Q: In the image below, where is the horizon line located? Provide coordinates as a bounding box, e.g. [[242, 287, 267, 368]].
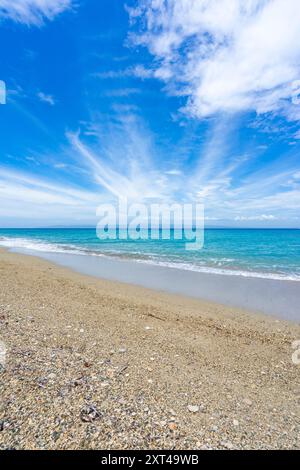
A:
[[0, 226, 299, 230]]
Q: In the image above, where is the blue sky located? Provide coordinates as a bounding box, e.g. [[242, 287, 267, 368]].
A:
[[0, 0, 300, 227]]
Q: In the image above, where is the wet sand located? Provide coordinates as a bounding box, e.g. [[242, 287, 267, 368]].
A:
[[0, 249, 300, 449]]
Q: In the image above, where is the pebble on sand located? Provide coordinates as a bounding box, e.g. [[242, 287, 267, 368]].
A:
[[243, 398, 253, 406], [187, 405, 199, 413]]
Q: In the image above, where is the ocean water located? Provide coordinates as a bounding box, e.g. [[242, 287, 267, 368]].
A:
[[0, 228, 300, 281]]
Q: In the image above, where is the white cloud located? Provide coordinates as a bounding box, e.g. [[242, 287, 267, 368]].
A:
[[37, 91, 56, 105], [0, 167, 102, 225], [165, 169, 182, 176], [0, 168, 99, 205], [235, 214, 276, 221], [132, 64, 155, 79], [93, 64, 155, 80], [68, 126, 171, 201], [103, 88, 141, 97], [69, 114, 300, 223], [129, 0, 300, 119], [0, 0, 72, 26]]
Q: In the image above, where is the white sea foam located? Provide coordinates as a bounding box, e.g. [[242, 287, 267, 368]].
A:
[[1, 236, 299, 282], [134, 258, 300, 281], [0, 237, 84, 255]]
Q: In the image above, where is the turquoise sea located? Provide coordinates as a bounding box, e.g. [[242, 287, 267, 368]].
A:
[[0, 228, 300, 281]]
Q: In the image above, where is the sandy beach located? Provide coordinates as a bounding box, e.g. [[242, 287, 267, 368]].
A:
[[0, 248, 299, 450]]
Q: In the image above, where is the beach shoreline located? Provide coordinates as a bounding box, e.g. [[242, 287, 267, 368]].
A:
[[0, 249, 299, 449], [5, 245, 300, 322]]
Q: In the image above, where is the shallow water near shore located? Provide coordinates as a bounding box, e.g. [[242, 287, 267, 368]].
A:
[[0, 228, 300, 281]]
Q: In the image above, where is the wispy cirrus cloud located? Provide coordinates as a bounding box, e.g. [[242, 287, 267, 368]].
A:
[[1, 117, 299, 226], [0, 167, 99, 206], [0, 167, 102, 226], [37, 91, 56, 105], [93, 64, 155, 80], [103, 88, 141, 97], [67, 112, 300, 223], [128, 0, 300, 120], [67, 115, 173, 201], [235, 215, 276, 221], [0, 0, 72, 26]]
